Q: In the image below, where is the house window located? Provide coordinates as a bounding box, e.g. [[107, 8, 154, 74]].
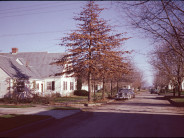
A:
[[63, 81, 67, 90], [95, 85, 98, 90], [17, 81, 25, 92], [70, 82, 74, 90], [47, 81, 55, 91], [47, 82, 52, 90], [37, 83, 39, 90]]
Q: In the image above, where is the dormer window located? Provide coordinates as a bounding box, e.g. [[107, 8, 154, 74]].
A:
[[16, 58, 23, 65]]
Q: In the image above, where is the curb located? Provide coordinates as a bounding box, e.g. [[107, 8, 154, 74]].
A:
[[83, 99, 115, 107], [84, 103, 102, 107], [106, 99, 115, 103]]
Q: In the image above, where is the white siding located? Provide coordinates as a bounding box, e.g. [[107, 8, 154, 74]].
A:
[[82, 84, 103, 92], [60, 74, 76, 96], [82, 85, 88, 91], [0, 67, 77, 98], [36, 75, 77, 97], [0, 68, 10, 98], [182, 81, 184, 90]]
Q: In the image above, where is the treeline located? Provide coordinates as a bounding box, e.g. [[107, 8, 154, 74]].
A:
[[116, 1, 184, 97]]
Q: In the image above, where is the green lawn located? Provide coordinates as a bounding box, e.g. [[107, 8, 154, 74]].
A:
[[166, 90, 184, 94], [49, 106, 80, 110], [0, 93, 111, 105], [171, 98, 184, 103], [53, 96, 88, 103], [0, 114, 50, 132], [0, 104, 35, 108]]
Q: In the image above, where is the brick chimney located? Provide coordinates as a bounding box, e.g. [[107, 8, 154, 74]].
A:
[[12, 48, 18, 54]]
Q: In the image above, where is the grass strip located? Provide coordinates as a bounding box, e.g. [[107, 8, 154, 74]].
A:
[[53, 96, 87, 103], [0, 105, 34, 108], [171, 98, 184, 103]]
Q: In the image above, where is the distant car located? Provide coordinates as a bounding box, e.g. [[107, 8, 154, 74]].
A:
[[150, 89, 158, 94], [116, 89, 135, 100]]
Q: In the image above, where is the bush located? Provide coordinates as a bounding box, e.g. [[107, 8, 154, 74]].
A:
[[51, 93, 61, 98], [31, 94, 50, 104], [74, 90, 89, 96], [0, 94, 53, 104]]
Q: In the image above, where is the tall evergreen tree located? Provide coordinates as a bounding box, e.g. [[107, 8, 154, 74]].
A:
[[56, 1, 129, 102]]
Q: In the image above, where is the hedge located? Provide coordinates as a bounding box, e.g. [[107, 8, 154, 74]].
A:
[[74, 90, 89, 96]]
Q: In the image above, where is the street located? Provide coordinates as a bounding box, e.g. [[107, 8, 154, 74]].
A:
[[5, 91, 184, 137]]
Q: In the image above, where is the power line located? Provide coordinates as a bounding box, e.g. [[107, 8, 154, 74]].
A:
[[0, 30, 72, 38], [0, 2, 82, 15], [0, 2, 114, 19], [0, 2, 57, 11], [0, 7, 79, 19], [0, 2, 80, 12]]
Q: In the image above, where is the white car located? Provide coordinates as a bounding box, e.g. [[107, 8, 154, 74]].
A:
[[116, 89, 135, 100]]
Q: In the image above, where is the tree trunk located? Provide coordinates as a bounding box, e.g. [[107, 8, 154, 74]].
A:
[[110, 80, 113, 97], [102, 78, 105, 100], [94, 80, 96, 100], [77, 77, 82, 90], [173, 86, 176, 97], [178, 82, 182, 97], [117, 80, 119, 93], [88, 72, 92, 102]]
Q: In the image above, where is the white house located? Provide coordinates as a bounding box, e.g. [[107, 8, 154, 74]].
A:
[[0, 48, 77, 98], [168, 80, 184, 90]]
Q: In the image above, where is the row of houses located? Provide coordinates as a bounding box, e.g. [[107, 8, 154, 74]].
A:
[[0, 48, 92, 98]]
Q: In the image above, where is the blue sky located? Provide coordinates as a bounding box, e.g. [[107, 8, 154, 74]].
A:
[[0, 1, 154, 86]]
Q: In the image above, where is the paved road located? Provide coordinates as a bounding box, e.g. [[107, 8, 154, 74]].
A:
[[5, 91, 184, 137]]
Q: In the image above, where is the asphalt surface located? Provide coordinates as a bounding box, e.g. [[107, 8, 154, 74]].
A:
[[3, 91, 184, 137]]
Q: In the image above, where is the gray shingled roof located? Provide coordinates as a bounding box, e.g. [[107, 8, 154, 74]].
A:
[[0, 52, 65, 79], [0, 55, 40, 79]]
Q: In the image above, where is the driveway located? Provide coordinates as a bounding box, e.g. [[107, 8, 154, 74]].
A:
[[3, 91, 184, 137]]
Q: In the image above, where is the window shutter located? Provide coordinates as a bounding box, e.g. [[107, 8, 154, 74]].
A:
[[52, 81, 55, 91]]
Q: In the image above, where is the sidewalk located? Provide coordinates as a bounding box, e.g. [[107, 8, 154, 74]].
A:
[[0, 98, 116, 119], [0, 105, 81, 119]]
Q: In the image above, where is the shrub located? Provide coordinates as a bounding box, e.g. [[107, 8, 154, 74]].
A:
[[74, 90, 89, 96], [31, 94, 50, 104], [52, 92, 61, 98], [0, 94, 52, 104]]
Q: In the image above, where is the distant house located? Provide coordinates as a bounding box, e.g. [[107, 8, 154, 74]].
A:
[[0, 48, 77, 98], [81, 80, 103, 93], [168, 80, 184, 91]]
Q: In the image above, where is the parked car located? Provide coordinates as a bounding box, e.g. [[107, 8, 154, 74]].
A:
[[116, 89, 135, 100], [150, 88, 158, 94]]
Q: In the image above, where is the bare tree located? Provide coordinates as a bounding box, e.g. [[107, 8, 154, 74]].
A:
[[116, 1, 184, 96], [116, 1, 184, 57], [150, 43, 184, 96]]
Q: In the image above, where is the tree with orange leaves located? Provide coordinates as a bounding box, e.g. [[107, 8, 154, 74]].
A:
[[56, 1, 130, 102]]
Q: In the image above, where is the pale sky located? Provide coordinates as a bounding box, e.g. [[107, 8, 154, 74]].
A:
[[0, 1, 154, 86]]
